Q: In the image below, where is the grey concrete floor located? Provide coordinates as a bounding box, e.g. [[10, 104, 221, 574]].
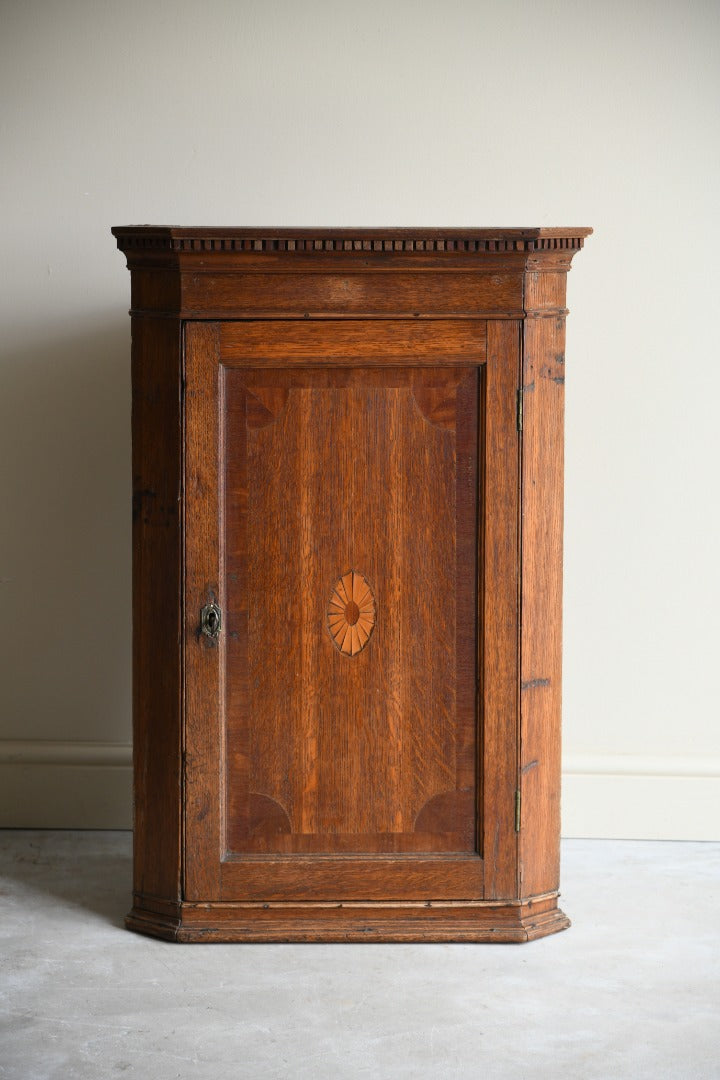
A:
[[1, 833, 718, 1080]]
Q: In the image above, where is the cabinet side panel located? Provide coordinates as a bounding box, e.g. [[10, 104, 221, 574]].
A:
[[131, 316, 183, 901], [482, 320, 521, 899], [519, 279, 567, 898]]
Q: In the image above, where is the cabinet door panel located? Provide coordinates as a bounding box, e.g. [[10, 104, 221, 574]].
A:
[[223, 367, 478, 857], [183, 319, 518, 903]]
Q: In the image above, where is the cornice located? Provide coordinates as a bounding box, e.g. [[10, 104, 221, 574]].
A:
[[112, 226, 592, 257]]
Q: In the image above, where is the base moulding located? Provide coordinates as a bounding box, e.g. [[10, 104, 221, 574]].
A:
[[126, 893, 570, 943]]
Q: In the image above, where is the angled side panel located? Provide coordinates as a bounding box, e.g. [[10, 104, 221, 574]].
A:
[[129, 317, 183, 907], [519, 270, 569, 899]]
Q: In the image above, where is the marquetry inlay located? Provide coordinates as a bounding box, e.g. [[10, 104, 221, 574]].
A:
[[327, 571, 376, 656]]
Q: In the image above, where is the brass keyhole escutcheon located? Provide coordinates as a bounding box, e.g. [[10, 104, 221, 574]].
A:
[[200, 601, 222, 640]]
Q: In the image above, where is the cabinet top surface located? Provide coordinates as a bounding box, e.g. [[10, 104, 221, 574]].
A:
[[112, 225, 592, 255]]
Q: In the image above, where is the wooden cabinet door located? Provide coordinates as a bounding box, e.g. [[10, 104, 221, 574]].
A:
[[183, 320, 520, 903]]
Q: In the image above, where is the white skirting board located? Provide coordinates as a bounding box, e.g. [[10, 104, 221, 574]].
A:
[[0, 742, 133, 830], [0, 742, 718, 840], [561, 755, 720, 841]]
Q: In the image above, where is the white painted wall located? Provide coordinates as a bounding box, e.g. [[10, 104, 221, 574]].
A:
[[1, 0, 718, 838]]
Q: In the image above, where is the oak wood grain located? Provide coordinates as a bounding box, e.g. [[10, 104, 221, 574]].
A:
[[180, 271, 521, 320], [181, 324, 490, 904], [113, 224, 592, 253], [126, 892, 568, 943], [222, 364, 478, 858], [219, 319, 486, 364], [116, 226, 589, 941], [481, 320, 522, 898], [113, 227, 591, 320], [130, 316, 183, 903], [518, 272, 569, 899], [183, 322, 223, 900]]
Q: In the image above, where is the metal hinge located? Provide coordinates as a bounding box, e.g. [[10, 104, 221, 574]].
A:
[[516, 388, 523, 432], [514, 789, 522, 832]]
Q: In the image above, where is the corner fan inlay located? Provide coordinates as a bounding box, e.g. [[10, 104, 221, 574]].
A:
[[327, 571, 376, 656]]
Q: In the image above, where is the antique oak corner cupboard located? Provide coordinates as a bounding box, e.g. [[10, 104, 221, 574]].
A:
[[112, 226, 591, 943]]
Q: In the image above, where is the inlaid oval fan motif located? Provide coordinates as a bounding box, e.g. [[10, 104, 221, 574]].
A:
[[327, 571, 376, 656]]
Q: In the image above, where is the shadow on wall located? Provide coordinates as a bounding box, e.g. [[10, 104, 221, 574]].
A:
[[0, 317, 132, 748]]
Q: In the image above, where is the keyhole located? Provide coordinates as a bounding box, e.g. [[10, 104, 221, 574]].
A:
[[201, 602, 221, 638]]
